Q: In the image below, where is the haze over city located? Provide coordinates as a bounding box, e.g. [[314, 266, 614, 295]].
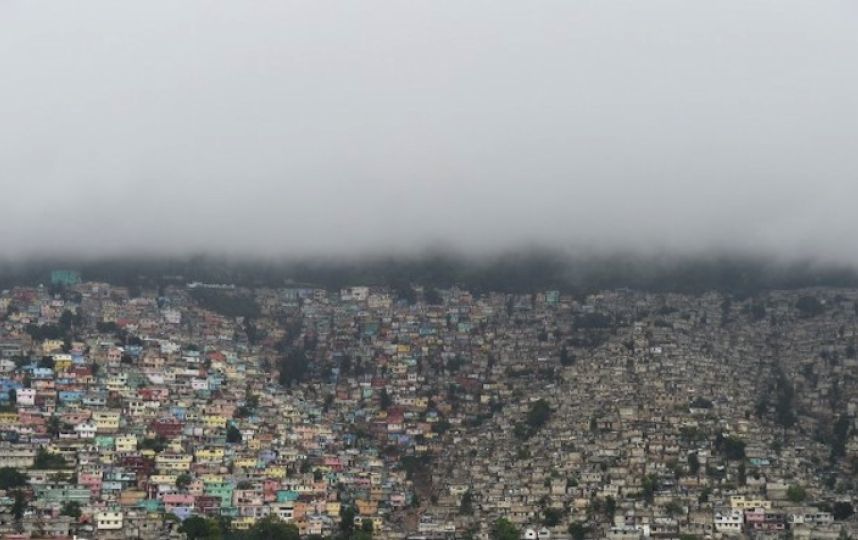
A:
[[2, 1, 857, 261], [8, 3, 858, 540]]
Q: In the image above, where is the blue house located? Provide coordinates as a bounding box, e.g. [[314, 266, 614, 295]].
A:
[[0, 379, 23, 402], [32, 367, 54, 380], [170, 406, 187, 421], [58, 391, 82, 404], [276, 490, 300, 502]]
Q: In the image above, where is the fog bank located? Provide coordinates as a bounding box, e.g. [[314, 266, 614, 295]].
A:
[[1, 1, 857, 261]]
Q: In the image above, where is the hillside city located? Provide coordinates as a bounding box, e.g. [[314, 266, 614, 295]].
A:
[[0, 270, 857, 539]]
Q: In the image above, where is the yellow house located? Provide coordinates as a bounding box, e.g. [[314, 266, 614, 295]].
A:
[[354, 516, 383, 532], [326, 501, 341, 517], [266, 466, 286, 479], [355, 499, 378, 516], [150, 474, 177, 485], [92, 411, 121, 433], [730, 496, 772, 510], [194, 448, 225, 463], [167, 441, 184, 453], [119, 490, 146, 506], [52, 354, 73, 372], [232, 457, 254, 469], [232, 517, 256, 530], [115, 435, 137, 452], [223, 366, 240, 379], [0, 412, 19, 427], [203, 415, 227, 429], [156, 454, 192, 472], [106, 375, 128, 392], [42, 339, 64, 354]]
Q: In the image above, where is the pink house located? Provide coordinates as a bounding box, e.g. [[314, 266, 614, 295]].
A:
[[745, 508, 765, 525], [78, 472, 102, 496], [164, 493, 196, 512], [263, 480, 280, 501]]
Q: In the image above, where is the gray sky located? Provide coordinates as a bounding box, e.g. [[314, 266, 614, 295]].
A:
[[2, 1, 857, 260]]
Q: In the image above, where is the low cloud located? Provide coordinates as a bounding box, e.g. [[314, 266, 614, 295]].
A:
[[1, 1, 857, 262]]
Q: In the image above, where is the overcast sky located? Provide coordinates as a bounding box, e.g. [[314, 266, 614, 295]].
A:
[[1, 1, 857, 260]]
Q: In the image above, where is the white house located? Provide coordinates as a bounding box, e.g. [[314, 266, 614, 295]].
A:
[[16, 388, 36, 406], [714, 510, 744, 534], [96, 511, 123, 530], [340, 287, 369, 302]]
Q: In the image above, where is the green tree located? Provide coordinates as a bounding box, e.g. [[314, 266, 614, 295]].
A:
[[543, 507, 563, 527], [0, 467, 27, 490], [787, 485, 807, 503], [773, 367, 797, 428], [604, 496, 617, 519], [248, 516, 299, 540], [353, 530, 373, 540], [59, 309, 75, 331], [379, 388, 393, 411], [424, 287, 443, 305], [141, 436, 168, 452], [11, 489, 27, 521], [61, 501, 82, 519], [38, 356, 55, 369], [664, 501, 683, 517], [491, 518, 519, 540], [720, 436, 746, 461], [33, 448, 68, 469], [641, 474, 658, 504], [340, 506, 356, 536], [393, 281, 417, 305], [689, 397, 713, 409], [833, 502, 854, 520], [560, 345, 575, 366], [348, 518, 374, 540], [831, 414, 851, 461], [176, 473, 192, 489], [516, 399, 552, 439], [460, 490, 474, 515], [189, 289, 260, 319], [687, 453, 700, 475], [278, 348, 309, 387], [46, 416, 60, 437], [226, 425, 242, 444], [432, 419, 451, 435], [568, 522, 588, 540], [528, 399, 551, 427], [180, 516, 222, 539]]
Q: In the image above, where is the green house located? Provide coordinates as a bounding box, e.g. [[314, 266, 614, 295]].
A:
[[50, 270, 81, 287], [95, 436, 115, 448], [204, 482, 234, 505]]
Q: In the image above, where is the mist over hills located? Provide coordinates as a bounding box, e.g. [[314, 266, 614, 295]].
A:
[[2, 251, 858, 298], [3, 2, 858, 264]]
